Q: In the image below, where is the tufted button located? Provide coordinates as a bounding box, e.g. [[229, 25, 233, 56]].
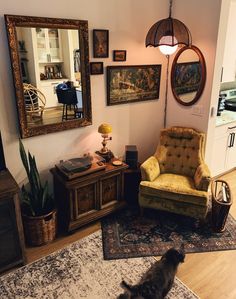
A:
[[168, 153, 172, 157], [186, 155, 190, 159], [177, 154, 181, 158], [183, 146, 186, 149], [181, 165, 184, 168], [192, 147, 195, 150]]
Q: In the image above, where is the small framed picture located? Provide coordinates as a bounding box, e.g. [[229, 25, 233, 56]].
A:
[[90, 62, 104, 75], [113, 50, 126, 62], [93, 29, 109, 58]]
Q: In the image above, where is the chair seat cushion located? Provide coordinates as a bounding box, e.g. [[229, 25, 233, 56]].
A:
[[140, 173, 208, 207]]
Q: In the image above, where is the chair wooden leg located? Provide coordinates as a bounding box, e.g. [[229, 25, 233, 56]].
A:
[[62, 104, 65, 121]]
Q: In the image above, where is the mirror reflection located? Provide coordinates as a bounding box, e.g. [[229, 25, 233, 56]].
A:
[[171, 45, 206, 106], [5, 15, 92, 138], [16, 26, 83, 127]]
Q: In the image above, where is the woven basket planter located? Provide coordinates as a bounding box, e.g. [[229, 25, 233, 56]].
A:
[[22, 210, 57, 246]]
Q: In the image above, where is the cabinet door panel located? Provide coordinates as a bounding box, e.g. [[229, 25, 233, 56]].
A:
[[0, 199, 14, 231], [0, 198, 22, 270], [0, 230, 21, 267], [74, 181, 98, 218], [101, 173, 120, 207], [211, 134, 228, 176], [226, 131, 236, 171]]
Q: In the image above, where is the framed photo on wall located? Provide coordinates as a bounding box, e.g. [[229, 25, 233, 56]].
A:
[[90, 62, 104, 75], [93, 29, 109, 58], [107, 65, 162, 106], [113, 50, 126, 61]]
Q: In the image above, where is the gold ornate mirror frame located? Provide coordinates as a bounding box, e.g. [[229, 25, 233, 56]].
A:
[[5, 15, 92, 138]]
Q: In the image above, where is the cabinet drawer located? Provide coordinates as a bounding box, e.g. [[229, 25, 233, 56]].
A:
[[215, 121, 236, 137], [100, 173, 121, 207]]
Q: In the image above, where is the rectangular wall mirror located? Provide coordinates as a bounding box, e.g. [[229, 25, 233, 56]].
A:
[[5, 15, 92, 138]]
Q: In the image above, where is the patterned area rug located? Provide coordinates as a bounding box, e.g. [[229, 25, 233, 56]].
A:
[[0, 231, 199, 299], [102, 208, 236, 260]]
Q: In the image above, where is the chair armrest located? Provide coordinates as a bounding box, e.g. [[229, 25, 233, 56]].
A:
[[140, 156, 160, 182], [194, 163, 211, 191]]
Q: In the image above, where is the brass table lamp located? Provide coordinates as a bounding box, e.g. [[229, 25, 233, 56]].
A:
[[96, 123, 114, 162]]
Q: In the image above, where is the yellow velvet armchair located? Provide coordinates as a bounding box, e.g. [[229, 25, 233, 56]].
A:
[[139, 126, 211, 219]]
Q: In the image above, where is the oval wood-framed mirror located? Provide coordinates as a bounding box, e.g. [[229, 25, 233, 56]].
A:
[[5, 15, 92, 138], [171, 45, 206, 106]]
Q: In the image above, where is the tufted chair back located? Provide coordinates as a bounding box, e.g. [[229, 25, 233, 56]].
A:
[[155, 126, 205, 178]]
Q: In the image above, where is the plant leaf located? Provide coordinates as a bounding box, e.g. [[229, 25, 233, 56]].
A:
[[19, 139, 30, 177]]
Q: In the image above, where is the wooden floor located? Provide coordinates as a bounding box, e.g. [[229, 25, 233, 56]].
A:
[[24, 170, 236, 299]]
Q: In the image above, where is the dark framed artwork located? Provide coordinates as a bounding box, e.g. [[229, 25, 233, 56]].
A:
[[93, 29, 109, 58], [113, 50, 126, 61], [90, 62, 104, 75], [107, 65, 161, 106], [173, 61, 201, 95]]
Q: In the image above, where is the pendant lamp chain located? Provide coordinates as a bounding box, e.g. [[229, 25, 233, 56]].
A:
[[169, 0, 173, 18]]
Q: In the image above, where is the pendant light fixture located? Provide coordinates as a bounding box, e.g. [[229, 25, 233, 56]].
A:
[[145, 0, 192, 55], [145, 0, 192, 128]]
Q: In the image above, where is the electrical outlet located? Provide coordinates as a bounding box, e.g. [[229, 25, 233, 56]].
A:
[[192, 105, 203, 116]]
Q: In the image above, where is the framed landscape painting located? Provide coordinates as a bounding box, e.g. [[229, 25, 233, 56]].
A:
[[107, 65, 161, 105], [173, 61, 201, 95], [113, 50, 126, 61]]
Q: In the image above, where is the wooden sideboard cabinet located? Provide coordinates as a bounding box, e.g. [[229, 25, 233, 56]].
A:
[[51, 162, 128, 233], [0, 170, 26, 273]]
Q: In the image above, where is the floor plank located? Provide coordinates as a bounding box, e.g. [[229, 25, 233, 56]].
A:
[[177, 170, 236, 299]]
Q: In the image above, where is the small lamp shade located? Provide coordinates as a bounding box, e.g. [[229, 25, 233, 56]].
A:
[[98, 123, 112, 135], [97, 123, 113, 160]]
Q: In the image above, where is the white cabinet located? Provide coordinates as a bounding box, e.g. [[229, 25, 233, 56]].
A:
[[40, 79, 67, 108], [35, 28, 62, 63], [226, 124, 236, 169], [211, 122, 236, 176]]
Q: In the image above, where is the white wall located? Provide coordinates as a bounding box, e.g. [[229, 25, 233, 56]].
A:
[[0, 0, 222, 187], [222, 1, 236, 82], [206, 0, 231, 169], [167, 1, 221, 135]]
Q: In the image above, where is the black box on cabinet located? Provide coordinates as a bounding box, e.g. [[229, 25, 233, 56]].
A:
[[125, 145, 138, 169], [0, 133, 6, 171]]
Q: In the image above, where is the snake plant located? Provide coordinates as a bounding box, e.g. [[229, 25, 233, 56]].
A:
[[19, 139, 54, 217]]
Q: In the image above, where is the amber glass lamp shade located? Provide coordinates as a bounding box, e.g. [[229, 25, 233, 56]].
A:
[[98, 123, 112, 135]]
